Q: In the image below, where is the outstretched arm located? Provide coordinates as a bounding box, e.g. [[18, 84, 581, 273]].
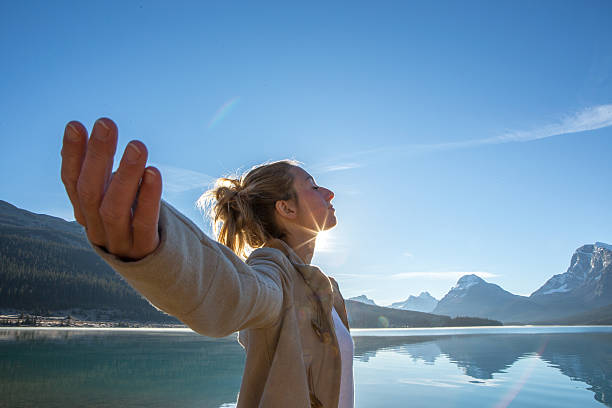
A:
[[93, 200, 285, 337]]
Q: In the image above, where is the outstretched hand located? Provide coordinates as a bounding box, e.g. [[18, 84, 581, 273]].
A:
[[60, 118, 162, 261]]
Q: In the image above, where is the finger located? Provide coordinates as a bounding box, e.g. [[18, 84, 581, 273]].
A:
[[77, 118, 118, 246], [100, 140, 148, 256], [60, 121, 88, 226], [131, 166, 163, 259]]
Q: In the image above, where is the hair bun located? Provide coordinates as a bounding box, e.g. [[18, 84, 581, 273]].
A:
[[213, 179, 242, 213], [198, 160, 299, 259]]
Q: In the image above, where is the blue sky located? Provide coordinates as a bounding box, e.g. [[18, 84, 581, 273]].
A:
[[1, 1, 611, 304]]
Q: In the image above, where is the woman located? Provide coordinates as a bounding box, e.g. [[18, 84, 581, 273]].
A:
[[60, 118, 354, 408]]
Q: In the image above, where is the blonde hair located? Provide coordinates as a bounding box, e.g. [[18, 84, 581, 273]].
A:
[[199, 159, 301, 259]]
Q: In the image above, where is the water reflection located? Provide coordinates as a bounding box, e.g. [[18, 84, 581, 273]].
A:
[[2, 329, 611, 407], [0, 329, 244, 408], [353, 333, 612, 406]]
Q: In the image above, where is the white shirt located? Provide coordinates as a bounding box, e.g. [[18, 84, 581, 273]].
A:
[[332, 306, 354, 408]]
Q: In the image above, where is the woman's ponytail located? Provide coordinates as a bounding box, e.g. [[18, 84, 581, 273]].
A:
[[199, 160, 299, 258]]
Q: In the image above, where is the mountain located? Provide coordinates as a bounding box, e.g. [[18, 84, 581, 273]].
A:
[[432, 243, 612, 323], [345, 300, 501, 328], [0, 200, 179, 323], [390, 292, 438, 313], [432, 275, 547, 323], [530, 242, 612, 313], [0, 200, 90, 249], [348, 295, 377, 306]]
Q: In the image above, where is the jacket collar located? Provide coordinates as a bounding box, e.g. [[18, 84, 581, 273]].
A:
[[263, 238, 350, 332], [264, 238, 306, 267], [264, 239, 334, 305]]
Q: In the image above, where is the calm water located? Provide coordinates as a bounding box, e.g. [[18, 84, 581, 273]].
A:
[[1, 326, 611, 408]]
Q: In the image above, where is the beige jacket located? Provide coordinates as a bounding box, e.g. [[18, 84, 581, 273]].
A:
[[93, 201, 350, 408]]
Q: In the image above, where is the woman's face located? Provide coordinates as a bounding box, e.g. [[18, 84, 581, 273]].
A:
[[290, 167, 336, 233]]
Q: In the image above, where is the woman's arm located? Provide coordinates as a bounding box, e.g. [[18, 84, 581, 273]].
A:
[[93, 200, 284, 337]]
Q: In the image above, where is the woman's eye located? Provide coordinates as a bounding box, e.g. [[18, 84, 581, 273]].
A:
[[313, 186, 320, 190]]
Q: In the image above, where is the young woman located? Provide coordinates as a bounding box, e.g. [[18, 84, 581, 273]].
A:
[[60, 118, 354, 408]]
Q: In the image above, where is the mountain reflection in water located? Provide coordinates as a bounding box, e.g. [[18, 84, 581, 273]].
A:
[[1, 328, 611, 407], [353, 332, 612, 406]]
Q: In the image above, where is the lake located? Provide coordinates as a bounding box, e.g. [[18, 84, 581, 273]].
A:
[[1, 326, 611, 407]]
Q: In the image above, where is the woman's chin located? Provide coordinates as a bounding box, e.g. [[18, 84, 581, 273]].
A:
[[324, 215, 337, 230]]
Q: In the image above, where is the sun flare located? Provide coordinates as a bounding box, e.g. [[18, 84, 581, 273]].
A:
[[315, 229, 334, 253]]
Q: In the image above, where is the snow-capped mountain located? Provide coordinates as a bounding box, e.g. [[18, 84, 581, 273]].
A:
[[432, 274, 545, 323], [348, 295, 377, 306], [530, 242, 612, 311], [390, 292, 438, 313], [430, 243, 612, 323], [449, 275, 483, 294]]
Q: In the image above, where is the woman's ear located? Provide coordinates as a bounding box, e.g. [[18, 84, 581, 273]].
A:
[[275, 199, 297, 220]]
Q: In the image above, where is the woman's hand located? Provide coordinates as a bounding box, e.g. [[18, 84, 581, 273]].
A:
[[60, 118, 162, 261]]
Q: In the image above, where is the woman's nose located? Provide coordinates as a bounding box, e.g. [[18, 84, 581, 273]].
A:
[[325, 188, 334, 201]]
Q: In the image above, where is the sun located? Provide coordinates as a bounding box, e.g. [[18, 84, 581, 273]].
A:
[[315, 229, 334, 253]]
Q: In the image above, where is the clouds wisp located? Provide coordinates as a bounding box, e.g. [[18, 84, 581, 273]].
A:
[[419, 104, 612, 151], [334, 271, 498, 281], [151, 163, 214, 194], [314, 162, 363, 173], [390, 271, 499, 280], [313, 104, 612, 169]]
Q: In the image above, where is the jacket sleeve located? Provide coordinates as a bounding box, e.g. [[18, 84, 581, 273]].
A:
[[90, 200, 284, 337]]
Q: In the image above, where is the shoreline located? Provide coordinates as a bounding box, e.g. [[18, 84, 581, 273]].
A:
[[3, 313, 612, 331], [3, 311, 611, 330], [0, 313, 187, 329]]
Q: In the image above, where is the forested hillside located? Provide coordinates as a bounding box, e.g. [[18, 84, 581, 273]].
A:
[[345, 300, 502, 328], [0, 200, 179, 323]]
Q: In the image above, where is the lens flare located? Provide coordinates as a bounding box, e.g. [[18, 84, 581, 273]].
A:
[[208, 96, 241, 130], [377, 316, 390, 328], [493, 340, 548, 408]]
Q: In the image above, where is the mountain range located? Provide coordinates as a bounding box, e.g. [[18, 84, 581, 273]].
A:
[[390, 292, 438, 313], [348, 295, 377, 306], [351, 242, 612, 323]]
